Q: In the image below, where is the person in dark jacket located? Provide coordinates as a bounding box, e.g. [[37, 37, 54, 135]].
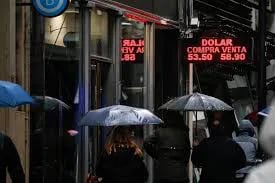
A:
[[143, 111, 191, 183], [0, 132, 25, 183], [191, 120, 246, 183], [96, 126, 148, 183], [234, 119, 258, 182]]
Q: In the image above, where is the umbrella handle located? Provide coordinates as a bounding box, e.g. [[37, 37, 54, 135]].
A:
[[195, 111, 198, 136]]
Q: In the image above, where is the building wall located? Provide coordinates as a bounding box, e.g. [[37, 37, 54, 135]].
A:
[[0, 0, 16, 162], [0, 1, 31, 182]]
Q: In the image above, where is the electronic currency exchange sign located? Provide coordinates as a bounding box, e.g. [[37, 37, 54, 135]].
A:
[[183, 38, 250, 63]]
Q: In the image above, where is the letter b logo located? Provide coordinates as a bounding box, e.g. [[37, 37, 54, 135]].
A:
[[46, 0, 55, 6]]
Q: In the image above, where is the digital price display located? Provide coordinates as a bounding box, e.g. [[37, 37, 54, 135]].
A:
[[183, 38, 250, 63], [121, 39, 144, 63]]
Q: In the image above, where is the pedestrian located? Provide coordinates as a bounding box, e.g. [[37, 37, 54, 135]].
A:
[[0, 132, 25, 183], [207, 111, 238, 138], [243, 101, 275, 183], [143, 111, 191, 183], [234, 119, 258, 183], [95, 126, 148, 183], [191, 120, 246, 183]]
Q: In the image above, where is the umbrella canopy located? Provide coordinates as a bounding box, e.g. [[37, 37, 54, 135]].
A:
[[78, 105, 163, 126], [0, 80, 34, 107], [159, 92, 233, 111], [33, 96, 70, 111]]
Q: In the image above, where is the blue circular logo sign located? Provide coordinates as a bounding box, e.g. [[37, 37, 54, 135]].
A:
[[33, 0, 69, 17]]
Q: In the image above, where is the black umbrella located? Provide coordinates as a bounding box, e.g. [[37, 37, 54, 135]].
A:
[[33, 96, 70, 111], [159, 92, 234, 134], [159, 92, 233, 111]]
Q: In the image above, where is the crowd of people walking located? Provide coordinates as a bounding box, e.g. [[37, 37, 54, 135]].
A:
[[87, 107, 273, 183], [1, 105, 272, 183]]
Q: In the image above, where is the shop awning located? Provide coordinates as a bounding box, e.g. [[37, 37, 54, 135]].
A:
[[92, 0, 179, 28]]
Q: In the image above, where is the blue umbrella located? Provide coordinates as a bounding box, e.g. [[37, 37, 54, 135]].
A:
[[78, 105, 163, 126], [0, 80, 34, 107]]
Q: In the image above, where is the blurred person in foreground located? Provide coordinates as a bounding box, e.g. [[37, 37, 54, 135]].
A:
[[95, 126, 148, 183], [191, 120, 246, 183], [143, 111, 191, 183], [234, 119, 258, 182], [244, 101, 275, 183], [0, 132, 25, 183]]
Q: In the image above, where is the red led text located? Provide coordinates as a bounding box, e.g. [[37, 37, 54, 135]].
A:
[[121, 39, 144, 62], [185, 38, 248, 62]]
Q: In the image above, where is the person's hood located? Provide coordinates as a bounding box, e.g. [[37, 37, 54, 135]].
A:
[[237, 119, 255, 137], [260, 101, 275, 157]]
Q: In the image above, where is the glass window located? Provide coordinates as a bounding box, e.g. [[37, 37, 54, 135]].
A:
[[86, 9, 116, 171], [120, 18, 145, 145], [45, 6, 80, 47], [90, 8, 109, 58], [121, 18, 145, 107]]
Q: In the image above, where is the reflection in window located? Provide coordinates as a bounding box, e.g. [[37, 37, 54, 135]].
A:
[[90, 9, 109, 57], [45, 5, 79, 47], [120, 18, 146, 147], [121, 18, 145, 108], [44, 7, 110, 58], [122, 19, 145, 39]]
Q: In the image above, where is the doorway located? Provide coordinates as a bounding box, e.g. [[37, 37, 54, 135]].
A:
[[89, 60, 113, 169]]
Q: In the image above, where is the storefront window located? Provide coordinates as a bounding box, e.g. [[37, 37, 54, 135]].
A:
[[45, 7, 79, 47], [88, 9, 115, 167], [120, 18, 145, 146], [30, 4, 79, 183], [121, 18, 145, 107], [90, 8, 109, 58]]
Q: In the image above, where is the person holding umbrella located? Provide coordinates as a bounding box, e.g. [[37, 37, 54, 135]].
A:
[[78, 105, 163, 183], [95, 126, 148, 183], [191, 120, 246, 183], [0, 80, 34, 183], [143, 111, 191, 183], [0, 132, 25, 183]]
